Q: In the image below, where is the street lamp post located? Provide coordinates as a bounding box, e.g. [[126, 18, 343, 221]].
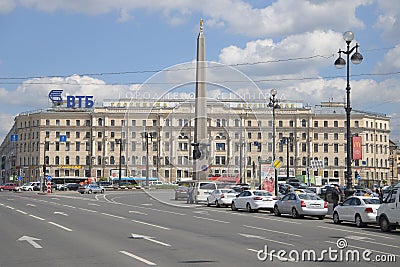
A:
[[115, 139, 123, 186], [334, 31, 363, 193], [143, 132, 153, 188], [268, 89, 280, 196], [281, 136, 294, 181]]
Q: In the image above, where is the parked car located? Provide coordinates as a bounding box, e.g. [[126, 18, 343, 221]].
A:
[[333, 196, 381, 227], [174, 186, 190, 200], [207, 189, 237, 207], [0, 183, 19, 191], [274, 192, 328, 219], [192, 182, 217, 203], [376, 183, 400, 232], [231, 190, 277, 212], [66, 183, 80, 191], [78, 184, 105, 194], [21, 182, 41, 191]]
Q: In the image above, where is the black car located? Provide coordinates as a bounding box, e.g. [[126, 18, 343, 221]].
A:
[[66, 183, 80, 191]]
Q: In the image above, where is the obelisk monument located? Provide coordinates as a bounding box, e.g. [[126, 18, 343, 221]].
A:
[[193, 19, 208, 181]]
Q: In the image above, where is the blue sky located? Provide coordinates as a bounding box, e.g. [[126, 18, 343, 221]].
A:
[[1, 0, 400, 142]]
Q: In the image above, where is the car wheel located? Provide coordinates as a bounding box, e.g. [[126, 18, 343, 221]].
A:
[[291, 208, 300, 219], [207, 200, 211, 207], [28, 188, 32, 191], [246, 203, 252, 213], [231, 202, 237, 211], [379, 216, 391, 232], [273, 205, 281, 216], [333, 212, 341, 224], [355, 214, 365, 228]]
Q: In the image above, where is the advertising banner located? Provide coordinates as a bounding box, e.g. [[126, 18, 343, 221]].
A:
[[352, 136, 362, 160]]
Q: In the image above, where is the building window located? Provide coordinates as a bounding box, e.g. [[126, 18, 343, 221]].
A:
[[301, 119, 307, 127], [314, 133, 318, 140], [76, 132, 80, 138], [278, 121, 283, 127], [97, 141, 102, 151], [65, 156, 70, 165], [334, 143, 338, 153], [98, 132, 102, 138], [66, 142, 70, 151], [111, 120, 115, 126], [334, 157, 339, 166], [55, 156, 60, 165], [85, 132, 90, 138], [314, 121, 318, 127], [46, 119, 50, 126], [110, 156, 115, 165], [131, 120, 136, 126], [301, 143, 306, 152], [324, 133, 328, 140], [142, 120, 146, 126], [289, 120, 294, 127], [334, 121, 338, 127], [66, 120, 70, 126], [314, 144, 318, 153], [85, 142, 90, 151], [56, 120, 60, 126], [75, 156, 80, 165], [324, 144, 328, 153], [76, 120, 80, 126], [55, 142, 60, 151], [334, 133, 338, 140], [324, 121, 328, 127], [85, 120, 90, 126]]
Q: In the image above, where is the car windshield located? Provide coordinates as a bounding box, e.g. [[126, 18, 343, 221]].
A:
[[298, 194, 321, 200], [253, 191, 272, 196], [363, 198, 381, 204], [221, 189, 236, 194], [199, 183, 216, 190]]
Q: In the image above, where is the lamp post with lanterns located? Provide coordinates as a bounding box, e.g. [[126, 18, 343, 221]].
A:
[[334, 31, 363, 193], [268, 89, 280, 196]]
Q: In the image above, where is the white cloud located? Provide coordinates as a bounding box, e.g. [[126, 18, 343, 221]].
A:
[[375, 0, 400, 41], [374, 45, 400, 73]]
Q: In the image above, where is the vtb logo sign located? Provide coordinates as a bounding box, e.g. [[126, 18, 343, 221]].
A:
[[48, 90, 94, 108]]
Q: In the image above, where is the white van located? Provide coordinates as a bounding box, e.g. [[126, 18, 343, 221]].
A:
[[376, 182, 400, 232], [193, 181, 217, 203]]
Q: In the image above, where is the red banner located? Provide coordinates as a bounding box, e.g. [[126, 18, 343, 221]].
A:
[[352, 136, 362, 160]]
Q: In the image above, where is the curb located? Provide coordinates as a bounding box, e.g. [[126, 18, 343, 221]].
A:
[[142, 189, 203, 209]]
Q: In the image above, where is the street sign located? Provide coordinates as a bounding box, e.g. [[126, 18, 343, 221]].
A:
[[253, 141, 259, 146], [357, 175, 361, 181], [46, 175, 52, 181], [273, 159, 282, 169], [18, 176, 22, 181], [10, 134, 18, 142], [59, 135, 67, 142]]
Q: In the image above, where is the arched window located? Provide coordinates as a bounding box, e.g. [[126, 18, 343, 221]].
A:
[[334, 157, 339, 166], [65, 156, 70, 165], [97, 156, 102, 165], [98, 118, 103, 126], [122, 156, 126, 164], [324, 157, 328, 166], [110, 156, 115, 165], [75, 156, 80, 165], [55, 156, 60, 165], [289, 120, 294, 127], [301, 119, 307, 127]]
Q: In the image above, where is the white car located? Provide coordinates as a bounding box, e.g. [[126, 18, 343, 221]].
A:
[[274, 192, 328, 219], [207, 189, 237, 207], [333, 196, 381, 227], [21, 182, 40, 191], [231, 190, 277, 212]]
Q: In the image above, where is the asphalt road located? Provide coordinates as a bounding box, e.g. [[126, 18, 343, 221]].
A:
[[0, 189, 398, 267]]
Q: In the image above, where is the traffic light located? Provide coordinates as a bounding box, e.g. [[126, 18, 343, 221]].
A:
[[193, 147, 201, 160]]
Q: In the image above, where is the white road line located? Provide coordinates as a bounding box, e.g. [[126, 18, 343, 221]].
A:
[[239, 233, 295, 246], [244, 225, 302, 238], [141, 203, 153, 206], [119, 250, 157, 266], [5, 206, 15, 210], [79, 208, 97, 212], [252, 215, 302, 224], [317, 226, 394, 239], [88, 203, 100, 206], [29, 214, 45, 221], [145, 238, 171, 247], [48, 222, 72, 232], [325, 241, 400, 258], [63, 205, 76, 209], [16, 210, 28, 215], [193, 216, 230, 224], [129, 210, 148, 215], [101, 213, 126, 219], [131, 219, 170, 230], [26, 204, 36, 207]]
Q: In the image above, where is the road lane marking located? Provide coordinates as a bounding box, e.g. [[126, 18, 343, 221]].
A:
[[325, 241, 400, 258], [131, 219, 170, 230], [146, 238, 171, 247], [88, 203, 100, 206], [16, 209, 28, 215], [252, 215, 301, 224], [193, 216, 230, 224], [101, 213, 126, 219], [29, 215, 45, 221], [63, 205, 76, 209], [239, 233, 295, 246], [48, 222, 72, 232], [5, 205, 15, 210], [54, 211, 69, 216], [317, 226, 394, 239], [131, 234, 172, 247], [119, 250, 157, 266], [26, 204, 36, 207], [244, 225, 302, 238], [18, 236, 42, 249], [141, 203, 153, 206], [79, 208, 97, 212], [129, 210, 148, 215]]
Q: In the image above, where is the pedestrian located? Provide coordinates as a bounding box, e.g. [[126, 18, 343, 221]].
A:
[[332, 186, 340, 210], [379, 187, 384, 202]]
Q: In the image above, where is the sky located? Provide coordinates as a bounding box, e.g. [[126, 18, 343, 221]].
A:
[[1, 0, 400, 143]]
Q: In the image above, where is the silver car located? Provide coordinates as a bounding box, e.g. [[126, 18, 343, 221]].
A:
[[78, 184, 104, 194], [274, 192, 328, 219]]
